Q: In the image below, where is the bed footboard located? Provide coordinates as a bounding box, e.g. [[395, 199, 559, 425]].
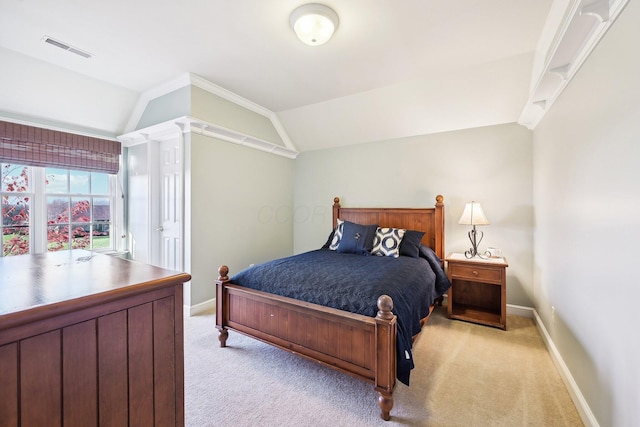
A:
[[215, 265, 397, 421]]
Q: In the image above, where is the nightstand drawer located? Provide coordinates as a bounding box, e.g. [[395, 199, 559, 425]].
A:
[[449, 264, 503, 283]]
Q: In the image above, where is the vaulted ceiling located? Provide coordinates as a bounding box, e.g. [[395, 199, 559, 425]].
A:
[[0, 1, 558, 152]]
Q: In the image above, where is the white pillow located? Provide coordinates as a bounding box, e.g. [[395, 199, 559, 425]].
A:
[[371, 227, 406, 257], [328, 219, 345, 250]]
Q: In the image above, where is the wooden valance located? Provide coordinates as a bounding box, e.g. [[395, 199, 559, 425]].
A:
[[0, 120, 121, 174]]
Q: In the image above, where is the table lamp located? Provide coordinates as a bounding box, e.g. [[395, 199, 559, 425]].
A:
[[458, 201, 490, 258]]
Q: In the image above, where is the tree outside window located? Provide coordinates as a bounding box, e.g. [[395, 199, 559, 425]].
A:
[[46, 168, 112, 252], [1, 164, 31, 256], [1, 164, 114, 256]]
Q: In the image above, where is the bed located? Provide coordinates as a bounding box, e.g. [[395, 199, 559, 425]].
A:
[[215, 195, 448, 421]]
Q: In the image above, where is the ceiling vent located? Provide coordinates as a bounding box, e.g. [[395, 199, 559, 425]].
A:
[[42, 36, 92, 58]]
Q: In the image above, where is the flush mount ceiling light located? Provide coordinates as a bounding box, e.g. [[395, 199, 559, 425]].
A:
[[289, 3, 339, 46]]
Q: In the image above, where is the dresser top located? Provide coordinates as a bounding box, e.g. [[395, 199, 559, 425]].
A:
[[446, 252, 508, 266], [0, 250, 190, 319]]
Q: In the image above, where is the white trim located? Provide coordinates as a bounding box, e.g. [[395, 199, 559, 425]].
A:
[[189, 73, 271, 118], [118, 116, 299, 159], [506, 303, 534, 318], [441, 298, 596, 426], [518, 0, 629, 129], [533, 309, 599, 427], [123, 73, 297, 152], [267, 112, 296, 151], [187, 117, 299, 159], [186, 298, 216, 316], [188, 75, 296, 152], [118, 118, 185, 147]]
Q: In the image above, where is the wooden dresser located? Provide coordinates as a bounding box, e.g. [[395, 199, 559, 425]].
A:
[[0, 250, 191, 427]]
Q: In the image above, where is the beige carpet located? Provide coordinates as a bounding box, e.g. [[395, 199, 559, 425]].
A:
[[184, 306, 583, 426]]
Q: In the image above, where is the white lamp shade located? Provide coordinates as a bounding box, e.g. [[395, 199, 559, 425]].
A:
[[290, 3, 339, 46], [458, 202, 490, 225]]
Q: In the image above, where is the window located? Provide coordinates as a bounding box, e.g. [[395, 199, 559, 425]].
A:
[[1, 164, 31, 256], [45, 168, 113, 252], [1, 163, 117, 256]]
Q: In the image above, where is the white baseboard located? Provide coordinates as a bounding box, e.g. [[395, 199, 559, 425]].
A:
[[185, 298, 216, 316], [533, 309, 599, 427], [443, 297, 596, 426], [506, 303, 534, 318]]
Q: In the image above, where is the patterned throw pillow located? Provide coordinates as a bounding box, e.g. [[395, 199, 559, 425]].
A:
[[371, 227, 406, 257], [328, 219, 345, 250]]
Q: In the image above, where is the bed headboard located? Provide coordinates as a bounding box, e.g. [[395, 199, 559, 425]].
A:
[[332, 195, 445, 261]]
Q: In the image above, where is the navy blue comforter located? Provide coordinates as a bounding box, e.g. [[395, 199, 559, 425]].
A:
[[231, 246, 451, 385]]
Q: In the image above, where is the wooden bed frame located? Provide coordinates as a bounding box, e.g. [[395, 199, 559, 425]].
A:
[[216, 195, 445, 421]]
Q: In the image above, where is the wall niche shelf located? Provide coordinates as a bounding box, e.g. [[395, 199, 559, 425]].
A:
[[518, 0, 629, 129], [118, 116, 299, 159]]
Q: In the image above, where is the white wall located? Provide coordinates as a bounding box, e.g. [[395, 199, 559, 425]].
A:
[[532, 1, 640, 425], [293, 123, 534, 307], [278, 52, 535, 152], [0, 47, 136, 137]]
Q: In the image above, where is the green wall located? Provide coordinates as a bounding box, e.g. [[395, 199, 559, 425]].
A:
[[186, 133, 294, 306], [136, 86, 190, 130], [191, 86, 285, 146], [293, 123, 534, 307], [132, 82, 293, 308]]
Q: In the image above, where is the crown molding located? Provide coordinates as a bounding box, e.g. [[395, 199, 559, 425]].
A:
[[188, 73, 271, 118], [123, 73, 296, 152], [518, 0, 629, 129], [118, 116, 299, 159], [188, 74, 296, 151]]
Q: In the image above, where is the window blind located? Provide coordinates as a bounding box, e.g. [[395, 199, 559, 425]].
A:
[[0, 120, 121, 174]]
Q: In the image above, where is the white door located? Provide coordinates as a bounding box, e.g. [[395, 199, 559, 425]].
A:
[[150, 137, 183, 271]]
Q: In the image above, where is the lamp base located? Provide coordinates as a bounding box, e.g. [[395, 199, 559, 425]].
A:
[[464, 227, 490, 259], [464, 248, 490, 259]]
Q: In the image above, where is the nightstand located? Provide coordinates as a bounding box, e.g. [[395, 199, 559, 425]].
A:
[[445, 253, 508, 330]]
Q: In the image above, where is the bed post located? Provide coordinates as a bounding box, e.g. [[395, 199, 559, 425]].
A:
[[216, 265, 230, 347], [332, 196, 341, 228], [434, 195, 445, 262], [374, 295, 397, 421]]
